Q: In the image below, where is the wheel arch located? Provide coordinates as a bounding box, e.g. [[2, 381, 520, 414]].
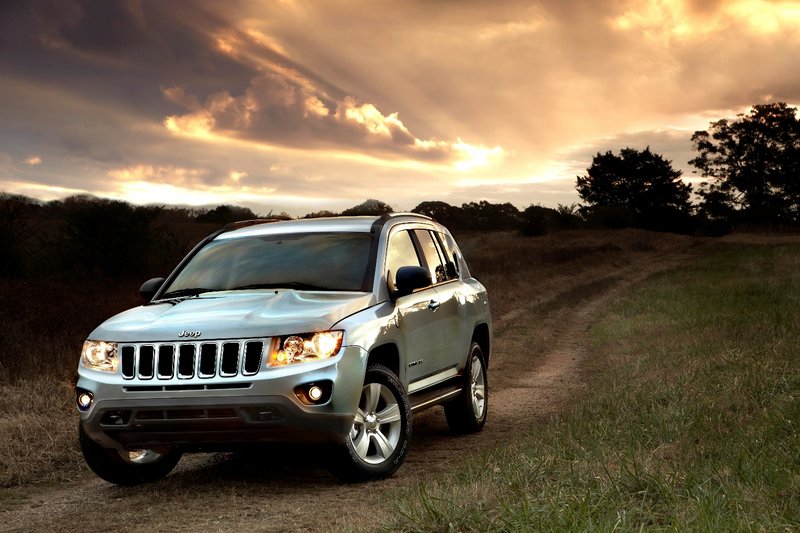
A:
[[366, 343, 401, 379], [471, 323, 491, 366]]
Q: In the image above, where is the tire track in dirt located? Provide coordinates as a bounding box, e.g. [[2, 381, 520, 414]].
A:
[[1, 248, 697, 533]]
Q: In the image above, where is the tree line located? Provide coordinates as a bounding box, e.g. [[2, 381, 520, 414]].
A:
[[1, 102, 798, 279], [577, 102, 800, 233]]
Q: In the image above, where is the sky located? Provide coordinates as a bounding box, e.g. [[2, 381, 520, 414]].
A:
[[1, 0, 800, 216]]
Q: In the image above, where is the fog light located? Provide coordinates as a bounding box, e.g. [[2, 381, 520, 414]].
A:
[[293, 381, 332, 405], [77, 391, 93, 410], [308, 385, 323, 401]]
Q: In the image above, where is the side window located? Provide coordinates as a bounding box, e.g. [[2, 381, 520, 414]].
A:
[[385, 230, 421, 288], [413, 229, 447, 284], [435, 232, 460, 280]]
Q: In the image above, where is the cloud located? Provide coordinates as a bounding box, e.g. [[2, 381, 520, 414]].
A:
[[162, 42, 505, 169], [25, 156, 43, 166], [107, 164, 208, 186], [3, 0, 800, 215]]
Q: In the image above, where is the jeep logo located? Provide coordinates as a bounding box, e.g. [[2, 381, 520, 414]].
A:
[[178, 330, 202, 338]]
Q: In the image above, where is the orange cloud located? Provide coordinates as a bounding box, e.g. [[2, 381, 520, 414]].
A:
[[161, 30, 505, 171]]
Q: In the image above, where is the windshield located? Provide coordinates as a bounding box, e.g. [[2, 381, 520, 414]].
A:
[[161, 232, 373, 297]]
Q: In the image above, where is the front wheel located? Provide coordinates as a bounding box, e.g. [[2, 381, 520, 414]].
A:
[[444, 342, 488, 433], [327, 364, 411, 482], [79, 424, 182, 486]]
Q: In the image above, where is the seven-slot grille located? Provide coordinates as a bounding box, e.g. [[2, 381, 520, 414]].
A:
[[120, 340, 265, 380]]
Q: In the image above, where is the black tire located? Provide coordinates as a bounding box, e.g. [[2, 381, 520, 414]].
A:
[[444, 342, 488, 434], [79, 424, 182, 486], [327, 364, 411, 482]]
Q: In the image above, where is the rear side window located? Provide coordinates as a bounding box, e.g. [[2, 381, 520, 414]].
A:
[[413, 230, 448, 284], [385, 230, 421, 287]]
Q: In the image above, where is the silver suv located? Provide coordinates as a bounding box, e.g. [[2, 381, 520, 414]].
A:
[[76, 213, 491, 484]]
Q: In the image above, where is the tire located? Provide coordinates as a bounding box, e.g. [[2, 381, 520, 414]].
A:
[[79, 424, 182, 486], [327, 364, 411, 482], [444, 342, 488, 434]]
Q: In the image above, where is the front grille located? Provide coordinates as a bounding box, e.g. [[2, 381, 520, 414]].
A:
[[120, 340, 265, 380]]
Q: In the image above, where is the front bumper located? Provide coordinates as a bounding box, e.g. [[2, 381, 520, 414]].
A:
[[77, 345, 367, 452]]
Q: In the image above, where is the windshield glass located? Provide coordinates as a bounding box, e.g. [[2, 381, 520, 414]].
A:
[[161, 232, 372, 296]]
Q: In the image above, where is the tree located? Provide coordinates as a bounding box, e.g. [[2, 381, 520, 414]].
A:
[[411, 201, 464, 228], [303, 210, 339, 219], [690, 102, 800, 225], [0, 193, 38, 276], [519, 204, 583, 236], [61, 196, 159, 276], [576, 147, 692, 231], [460, 201, 520, 230], [340, 199, 393, 216], [195, 205, 257, 224]]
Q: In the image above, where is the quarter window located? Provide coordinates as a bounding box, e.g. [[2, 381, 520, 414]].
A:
[[435, 232, 460, 280]]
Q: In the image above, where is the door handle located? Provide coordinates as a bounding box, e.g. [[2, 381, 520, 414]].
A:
[[427, 300, 441, 311]]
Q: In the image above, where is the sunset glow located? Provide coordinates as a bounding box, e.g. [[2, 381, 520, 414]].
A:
[[1, 0, 799, 214]]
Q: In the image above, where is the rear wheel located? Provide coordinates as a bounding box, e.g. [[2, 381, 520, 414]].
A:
[[445, 342, 488, 433], [79, 424, 181, 486], [327, 364, 411, 482]]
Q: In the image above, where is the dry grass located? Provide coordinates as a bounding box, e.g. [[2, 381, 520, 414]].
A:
[[0, 277, 141, 382], [457, 228, 699, 318], [0, 380, 82, 487], [0, 278, 141, 487]]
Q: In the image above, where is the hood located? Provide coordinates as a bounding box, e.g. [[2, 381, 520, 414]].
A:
[[89, 290, 374, 343]]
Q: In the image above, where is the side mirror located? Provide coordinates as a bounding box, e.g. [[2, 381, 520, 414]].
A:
[[140, 277, 165, 302], [392, 266, 432, 300]]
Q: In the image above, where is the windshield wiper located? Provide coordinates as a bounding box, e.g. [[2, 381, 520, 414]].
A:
[[229, 282, 335, 291], [160, 288, 214, 299]]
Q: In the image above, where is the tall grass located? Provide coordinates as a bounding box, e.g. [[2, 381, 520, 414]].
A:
[[382, 243, 800, 531], [0, 278, 140, 486]]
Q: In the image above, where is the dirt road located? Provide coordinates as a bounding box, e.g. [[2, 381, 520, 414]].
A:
[[1, 242, 696, 533]]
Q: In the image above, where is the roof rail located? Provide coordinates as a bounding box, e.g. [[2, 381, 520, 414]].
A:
[[376, 211, 433, 222], [219, 218, 285, 233], [370, 211, 434, 234]]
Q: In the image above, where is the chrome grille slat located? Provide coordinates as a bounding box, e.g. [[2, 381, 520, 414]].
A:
[[120, 340, 264, 381], [177, 345, 195, 379], [157, 345, 175, 379], [138, 346, 155, 379], [220, 342, 240, 377], [243, 341, 263, 375], [199, 343, 217, 378]]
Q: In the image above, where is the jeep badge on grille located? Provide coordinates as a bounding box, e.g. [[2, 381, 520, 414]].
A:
[[178, 330, 201, 338]]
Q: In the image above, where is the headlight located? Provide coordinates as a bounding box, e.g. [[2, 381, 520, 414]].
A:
[[268, 331, 343, 367], [81, 340, 119, 373]]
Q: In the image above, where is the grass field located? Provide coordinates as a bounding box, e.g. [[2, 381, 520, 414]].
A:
[[0, 229, 694, 489], [381, 242, 800, 531], [3, 231, 797, 532]]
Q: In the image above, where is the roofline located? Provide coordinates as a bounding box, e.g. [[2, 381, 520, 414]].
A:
[[216, 212, 435, 237]]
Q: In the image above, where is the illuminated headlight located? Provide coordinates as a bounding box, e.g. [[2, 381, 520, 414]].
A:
[[81, 340, 119, 373], [268, 331, 343, 367]]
